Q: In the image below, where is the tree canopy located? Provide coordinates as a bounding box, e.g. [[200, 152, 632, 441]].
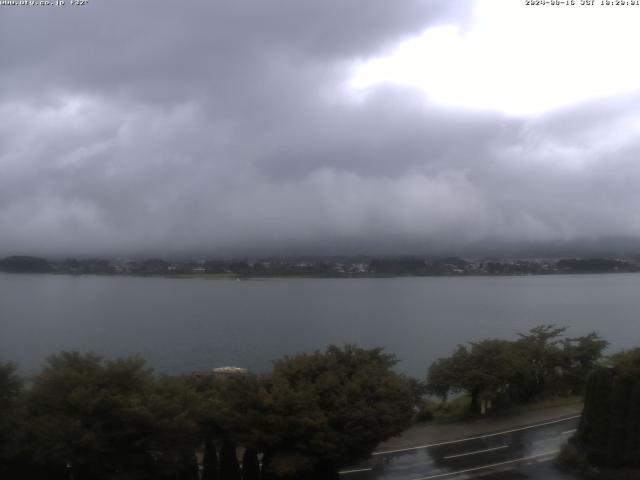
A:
[[1, 345, 419, 479], [427, 325, 608, 413], [255, 345, 419, 477], [575, 348, 640, 470], [17, 352, 201, 480], [0, 335, 613, 479], [0, 362, 23, 478]]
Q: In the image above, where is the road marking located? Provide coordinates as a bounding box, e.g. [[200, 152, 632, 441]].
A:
[[442, 444, 509, 459], [338, 467, 373, 475], [372, 415, 580, 456], [561, 429, 577, 435], [411, 450, 560, 480]]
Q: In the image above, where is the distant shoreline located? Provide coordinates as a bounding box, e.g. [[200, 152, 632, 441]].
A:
[[2, 270, 640, 280], [3, 254, 640, 278]]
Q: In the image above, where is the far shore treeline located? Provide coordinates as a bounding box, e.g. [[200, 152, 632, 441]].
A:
[[0, 325, 622, 480], [2, 254, 640, 277]]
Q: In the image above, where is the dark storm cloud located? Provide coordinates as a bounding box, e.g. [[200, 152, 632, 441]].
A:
[[1, 0, 639, 256]]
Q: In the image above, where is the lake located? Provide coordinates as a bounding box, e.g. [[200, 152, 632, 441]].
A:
[[1, 273, 639, 378]]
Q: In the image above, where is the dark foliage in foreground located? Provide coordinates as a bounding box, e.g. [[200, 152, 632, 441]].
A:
[[0, 345, 419, 480], [573, 349, 640, 470], [1, 328, 613, 479]]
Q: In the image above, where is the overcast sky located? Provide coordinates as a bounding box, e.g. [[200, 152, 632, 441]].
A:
[[2, 0, 640, 257]]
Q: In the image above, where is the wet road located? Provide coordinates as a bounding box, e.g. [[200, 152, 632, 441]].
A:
[[339, 416, 580, 480]]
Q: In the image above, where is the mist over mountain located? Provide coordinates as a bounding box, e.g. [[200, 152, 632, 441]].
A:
[[2, 1, 640, 258]]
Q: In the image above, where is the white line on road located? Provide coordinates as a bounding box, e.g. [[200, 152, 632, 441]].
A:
[[442, 444, 509, 460], [411, 450, 560, 480], [561, 429, 577, 435], [372, 415, 580, 456], [338, 467, 373, 475]]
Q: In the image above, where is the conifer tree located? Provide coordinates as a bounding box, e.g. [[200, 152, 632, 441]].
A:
[[202, 435, 218, 480], [624, 381, 640, 468], [260, 451, 276, 480], [179, 451, 200, 480], [241, 448, 259, 480], [219, 438, 240, 480], [607, 374, 633, 466], [576, 350, 640, 470], [579, 367, 613, 464]]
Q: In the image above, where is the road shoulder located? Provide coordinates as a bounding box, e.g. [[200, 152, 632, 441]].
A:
[[377, 403, 583, 452]]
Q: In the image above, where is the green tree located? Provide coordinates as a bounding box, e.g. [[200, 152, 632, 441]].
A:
[[573, 349, 640, 472], [426, 345, 469, 401], [191, 373, 261, 444], [241, 448, 260, 480], [178, 451, 199, 480], [202, 434, 218, 480], [0, 362, 23, 478], [561, 332, 609, 394], [142, 375, 202, 479], [219, 437, 240, 480], [427, 326, 608, 413], [24, 352, 200, 480], [624, 382, 640, 467], [609, 348, 640, 375], [607, 373, 634, 466], [514, 325, 567, 400], [577, 367, 617, 466], [260, 451, 276, 480], [427, 340, 526, 413], [256, 345, 418, 478]]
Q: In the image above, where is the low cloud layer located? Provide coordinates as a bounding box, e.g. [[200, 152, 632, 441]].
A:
[[2, 0, 640, 257]]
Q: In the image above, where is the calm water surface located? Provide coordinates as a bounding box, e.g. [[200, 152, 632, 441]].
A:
[[1, 273, 639, 377]]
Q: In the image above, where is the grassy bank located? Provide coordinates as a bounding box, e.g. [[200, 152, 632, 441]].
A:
[[417, 395, 583, 424]]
